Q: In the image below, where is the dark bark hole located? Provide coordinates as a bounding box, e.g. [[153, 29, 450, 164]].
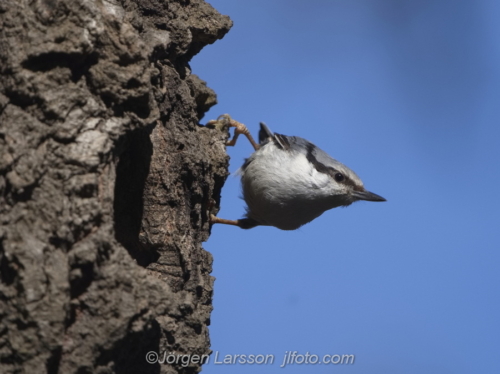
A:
[[165, 331, 176, 345], [0, 249, 18, 286], [195, 285, 203, 298], [192, 323, 202, 335], [22, 51, 99, 83], [101, 93, 151, 120], [120, 93, 151, 119], [113, 123, 159, 267], [69, 263, 95, 299], [45, 346, 62, 374]]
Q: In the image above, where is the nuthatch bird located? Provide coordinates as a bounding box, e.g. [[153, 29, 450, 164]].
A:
[[209, 114, 386, 230]]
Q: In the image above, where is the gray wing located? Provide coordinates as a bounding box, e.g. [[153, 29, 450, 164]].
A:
[[277, 132, 347, 172], [258, 123, 354, 177]]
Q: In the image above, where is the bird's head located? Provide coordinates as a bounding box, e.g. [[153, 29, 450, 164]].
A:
[[304, 141, 386, 207], [326, 164, 386, 206]]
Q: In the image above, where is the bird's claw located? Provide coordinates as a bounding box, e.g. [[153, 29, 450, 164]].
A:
[[207, 114, 260, 150]]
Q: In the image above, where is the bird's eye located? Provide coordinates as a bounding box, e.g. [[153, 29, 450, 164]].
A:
[[334, 173, 344, 182]]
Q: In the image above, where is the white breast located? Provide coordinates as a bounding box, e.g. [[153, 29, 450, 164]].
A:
[[240, 142, 335, 230]]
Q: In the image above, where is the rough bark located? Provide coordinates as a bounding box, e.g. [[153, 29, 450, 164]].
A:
[[0, 1, 231, 373]]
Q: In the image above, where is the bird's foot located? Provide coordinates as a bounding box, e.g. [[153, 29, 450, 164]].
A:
[[210, 214, 242, 227], [209, 214, 260, 229], [207, 114, 260, 151]]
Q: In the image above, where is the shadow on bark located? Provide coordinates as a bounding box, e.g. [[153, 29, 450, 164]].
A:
[[114, 123, 160, 268]]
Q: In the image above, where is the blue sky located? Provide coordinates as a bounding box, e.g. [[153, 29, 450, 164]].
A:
[[191, 1, 500, 373]]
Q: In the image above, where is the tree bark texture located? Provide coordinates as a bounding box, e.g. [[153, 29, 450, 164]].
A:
[[0, 1, 232, 373]]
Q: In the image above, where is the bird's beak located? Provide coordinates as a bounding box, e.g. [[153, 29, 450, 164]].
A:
[[352, 190, 386, 202]]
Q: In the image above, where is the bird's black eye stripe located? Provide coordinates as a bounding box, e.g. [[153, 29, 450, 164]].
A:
[[334, 172, 345, 182], [305, 143, 332, 175], [305, 143, 347, 184]]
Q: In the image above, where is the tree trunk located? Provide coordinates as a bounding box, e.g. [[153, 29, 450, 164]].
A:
[[0, 1, 231, 373]]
